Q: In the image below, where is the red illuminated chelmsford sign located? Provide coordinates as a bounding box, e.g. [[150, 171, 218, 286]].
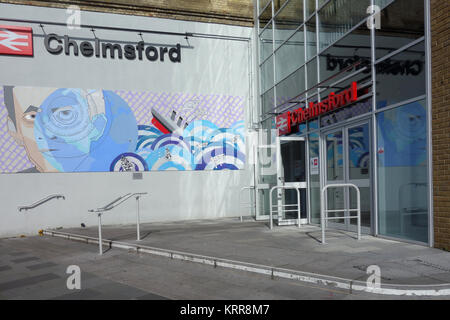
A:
[[276, 81, 358, 135], [0, 25, 33, 56]]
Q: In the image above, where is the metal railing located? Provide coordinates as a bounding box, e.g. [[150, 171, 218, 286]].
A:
[[18, 194, 65, 212], [269, 186, 302, 229], [321, 184, 361, 244], [239, 186, 256, 222], [89, 192, 148, 255]]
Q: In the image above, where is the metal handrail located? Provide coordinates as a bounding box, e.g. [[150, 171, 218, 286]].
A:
[[269, 186, 301, 229], [89, 192, 148, 255], [239, 186, 256, 222], [321, 183, 361, 244], [18, 194, 65, 212]]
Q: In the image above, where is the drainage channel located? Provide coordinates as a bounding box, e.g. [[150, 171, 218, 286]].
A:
[[43, 229, 450, 297]]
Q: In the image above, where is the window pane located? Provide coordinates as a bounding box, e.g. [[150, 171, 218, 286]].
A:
[[274, 0, 304, 47], [375, 0, 424, 60], [274, 0, 290, 14], [319, 23, 371, 85], [305, 15, 317, 60], [376, 41, 425, 109], [259, 22, 274, 62], [259, 0, 271, 15], [305, 0, 316, 18], [318, 0, 370, 51], [262, 88, 275, 115], [275, 65, 306, 106], [377, 99, 428, 243], [275, 26, 305, 82], [261, 56, 274, 93], [259, 1, 272, 26], [306, 58, 318, 89]]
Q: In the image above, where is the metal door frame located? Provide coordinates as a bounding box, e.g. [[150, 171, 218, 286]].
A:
[[276, 136, 308, 225], [320, 118, 373, 234]]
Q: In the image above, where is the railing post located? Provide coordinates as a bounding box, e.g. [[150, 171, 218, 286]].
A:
[[269, 187, 274, 230], [321, 186, 326, 244], [136, 196, 141, 241], [356, 186, 361, 241], [98, 213, 103, 255]]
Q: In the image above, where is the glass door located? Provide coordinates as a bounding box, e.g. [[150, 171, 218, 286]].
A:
[[347, 122, 372, 233], [276, 136, 308, 225], [322, 121, 372, 233]]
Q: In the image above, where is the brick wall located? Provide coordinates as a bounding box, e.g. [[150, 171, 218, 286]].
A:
[[0, 0, 255, 26], [430, 0, 450, 250]]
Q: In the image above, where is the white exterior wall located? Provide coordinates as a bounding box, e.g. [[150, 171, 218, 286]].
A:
[[0, 3, 255, 237]]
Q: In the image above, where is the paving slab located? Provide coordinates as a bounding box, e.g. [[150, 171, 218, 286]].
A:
[[51, 218, 450, 288]]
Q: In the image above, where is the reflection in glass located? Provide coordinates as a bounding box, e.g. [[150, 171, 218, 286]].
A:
[[319, 23, 371, 84], [375, 0, 424, 60], [376, 42, 425, 109], [348, 123, 370, 180], [377, 99, 428, 243], [376, 41, 425, 109], [326, 131, 343, 181]]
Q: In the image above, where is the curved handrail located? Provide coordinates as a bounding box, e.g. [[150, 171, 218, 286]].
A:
[[89, 192, 148, 255], [18, 194, 65, 212], [321, 183, 361, 244], [89, 192, 147, 213]]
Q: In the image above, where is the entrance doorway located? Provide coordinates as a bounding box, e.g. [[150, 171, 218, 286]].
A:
[[321, 121, 372, 234], [275, 136, 308, 225]]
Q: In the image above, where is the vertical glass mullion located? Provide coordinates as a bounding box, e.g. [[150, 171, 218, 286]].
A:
[[271, 1, 277, 114], [370, 0, 379, 237], [303, 0, 308, 106], [425, 0, 433, 247], [315, 0, 320, 103]]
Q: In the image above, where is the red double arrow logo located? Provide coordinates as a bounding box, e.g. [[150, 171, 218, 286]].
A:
[[0, 25, 33, 56]]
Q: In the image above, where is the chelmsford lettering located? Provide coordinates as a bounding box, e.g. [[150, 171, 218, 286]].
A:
[[44, 33, 181, 63], [276, 82, 358, 135]]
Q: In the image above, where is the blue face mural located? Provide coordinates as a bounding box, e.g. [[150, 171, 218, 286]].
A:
[[34, 89, 138, 172]]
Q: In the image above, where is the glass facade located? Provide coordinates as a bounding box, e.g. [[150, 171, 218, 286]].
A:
[[256, 0, 429, 244]]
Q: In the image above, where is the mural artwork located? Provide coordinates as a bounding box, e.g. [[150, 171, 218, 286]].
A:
[[0, 86, 246, 173]]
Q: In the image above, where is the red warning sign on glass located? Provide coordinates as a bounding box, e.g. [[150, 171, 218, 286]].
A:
[[0, 25, 33, 56]]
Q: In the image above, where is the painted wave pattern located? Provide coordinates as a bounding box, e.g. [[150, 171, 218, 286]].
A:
[[136, 120, 246, 171]]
